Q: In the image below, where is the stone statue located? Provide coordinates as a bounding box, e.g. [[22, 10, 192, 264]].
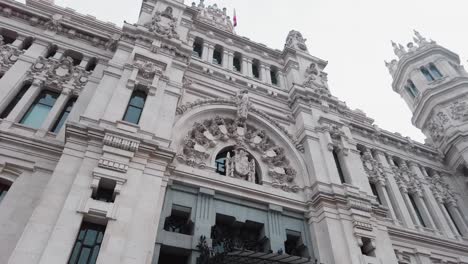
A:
[[413, 30, 429, 45], [385, 59, 398, 75], [236, 89, 251, 120], [285, 30, 308, 51]]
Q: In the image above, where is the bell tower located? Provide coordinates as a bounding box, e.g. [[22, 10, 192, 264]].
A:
[[386, 30, 468, 169]]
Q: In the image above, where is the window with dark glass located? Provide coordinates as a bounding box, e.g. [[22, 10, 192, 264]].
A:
[[360, 237, 376, 257], [233, 53, 242, 72], [429, 63, 443, 79], [164, 205, 193, 235], [0, 82, 31, 119], [92, 179, 115, 203], [421, 67, 435, 82], [333, 148, 346, 184], [284, 230, 309, 257], [213, 45, 223, 65], [86, 58, 98, 72], [370, 182, 382, 204], [68, 221, 106, 264], [405, 79, 419, 98], [444, 203, 462, 236], [21, 37, 33, 51], [252, 60, 260, 79], [20, 90, 59, 129], [50, 97, 76, 133], [45, 45, 58, 59], [270, 68, 278, 86], [409, 194, 426, 227], [0, 181, 11, 203], [192, 38, 203, 58], [123, 90, 147, 124]]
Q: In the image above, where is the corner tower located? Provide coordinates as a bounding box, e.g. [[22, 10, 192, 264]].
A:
[[386, 31, 468, 169]]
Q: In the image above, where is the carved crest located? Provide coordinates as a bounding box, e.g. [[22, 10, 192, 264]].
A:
[[145, 8, 179, 40]]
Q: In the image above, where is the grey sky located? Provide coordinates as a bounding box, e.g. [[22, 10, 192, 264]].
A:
[[22, 0, 468, 142]]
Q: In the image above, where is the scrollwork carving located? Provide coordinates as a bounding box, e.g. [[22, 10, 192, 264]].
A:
[[145, 9, 179, 39]]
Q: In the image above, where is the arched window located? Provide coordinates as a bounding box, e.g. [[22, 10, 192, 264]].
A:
[[45, 45, 58, 59], [215, 147, 261, 184], [252, 59, 260, 79], [21, 37, 34, 51], [85, 57, 98, 72], [213, 45, 223, 65], [123, 90, 147, 124], [0, 28, 17, 45], [332, 148, 346, 184], [421, 67, 435, 82], [233, 52, 242, 72], [192, 37, 203, 58], [429, 63, 443, 79], [63, 50, 83, 66], [405, 79, 419, 98]]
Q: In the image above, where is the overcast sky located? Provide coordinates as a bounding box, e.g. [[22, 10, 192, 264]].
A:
[[21, 0, 468, 142]]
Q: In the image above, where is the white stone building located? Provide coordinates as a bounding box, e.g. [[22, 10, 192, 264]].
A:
[[0, 0, 467, 263]]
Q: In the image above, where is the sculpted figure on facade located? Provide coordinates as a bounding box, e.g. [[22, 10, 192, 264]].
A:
[[385, 59, 398, 75], [0, 44, 21, 71], [392, 41, 406, 59], [236, 89, 251, 120], [225, 148, 256, 182], [193, 1, 234, 33], [285, 30, 308, 51], [45, 14, 63, 33]]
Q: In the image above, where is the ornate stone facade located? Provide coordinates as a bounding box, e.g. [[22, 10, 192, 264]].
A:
[[0, 1, 466, 264]]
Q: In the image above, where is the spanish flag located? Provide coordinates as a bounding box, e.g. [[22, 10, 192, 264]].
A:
[[233, 9, 237, 27]]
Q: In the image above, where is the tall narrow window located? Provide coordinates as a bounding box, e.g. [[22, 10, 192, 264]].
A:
[[213, 45, 223, 65], [252, 59, 260, 79], [370, 182, 382, 204], [444, 203, 462, 236], [405, 79, 419, 98], [0, 82, 32, 119], [50, 97, 76, 133], [233, 52, 242, 72], [421, 67, 435, 82], [333, 148, 346, 184], [429, 63, 443, 79], [20, 90, 59, 129], [0, 181, 11, 203], [45, 45, 58, 59], [21, 37, 33, 51], [68, 221, 106, 264], [0, 29, 17, 45], [409, 194, 426, 227], [270, 66, 279, 86], [192, 37, 203, 58], [63, 50, 83, 66], [123, 90, 147, 124]]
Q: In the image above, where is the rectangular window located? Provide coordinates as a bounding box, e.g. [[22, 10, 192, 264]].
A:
[[92, 179, 116, 203], [0, 182, 11, 203], [233, 56, 241, 72], [20, 90, 59, 129], [333, 149, 346, 184], [164, 205, 193, 235], [370, 182, 382, 204], [123, 90, 147, 124], [252, 63, 260, 79], [271, 70, 278, 85], [50, 97, 76, 133], [409, 194, 426, 227], [0, 82, 31, 119], [68, 222, 106, 264]]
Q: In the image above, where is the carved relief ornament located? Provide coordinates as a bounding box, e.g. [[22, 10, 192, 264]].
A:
[[176, 115, 300, 193], [145, 7, 179, 40]]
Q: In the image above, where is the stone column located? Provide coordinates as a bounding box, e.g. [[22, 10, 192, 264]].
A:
[[260, 63, 268, 83], [0, 41, 48, 111], [36, 87, 73, 136], [1, 79, 42, 128], [201, 43, 209, 62], [277, 72, 286, 89], [413, 193, 437, 230], [375, 180, 398, 221], [207, 45, 214, 64], [446, 201, 468, 237], [190, 188, 215, 263], [374, 151, 415, 228], [267, 204, 285, 253], [243, 58, 252, 77], [265, 65, 273, 85], [227, 52, 234, 71], [438, 201, 463, 239], [402, 191, 423, 230], [222, 50, 229, 69]]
